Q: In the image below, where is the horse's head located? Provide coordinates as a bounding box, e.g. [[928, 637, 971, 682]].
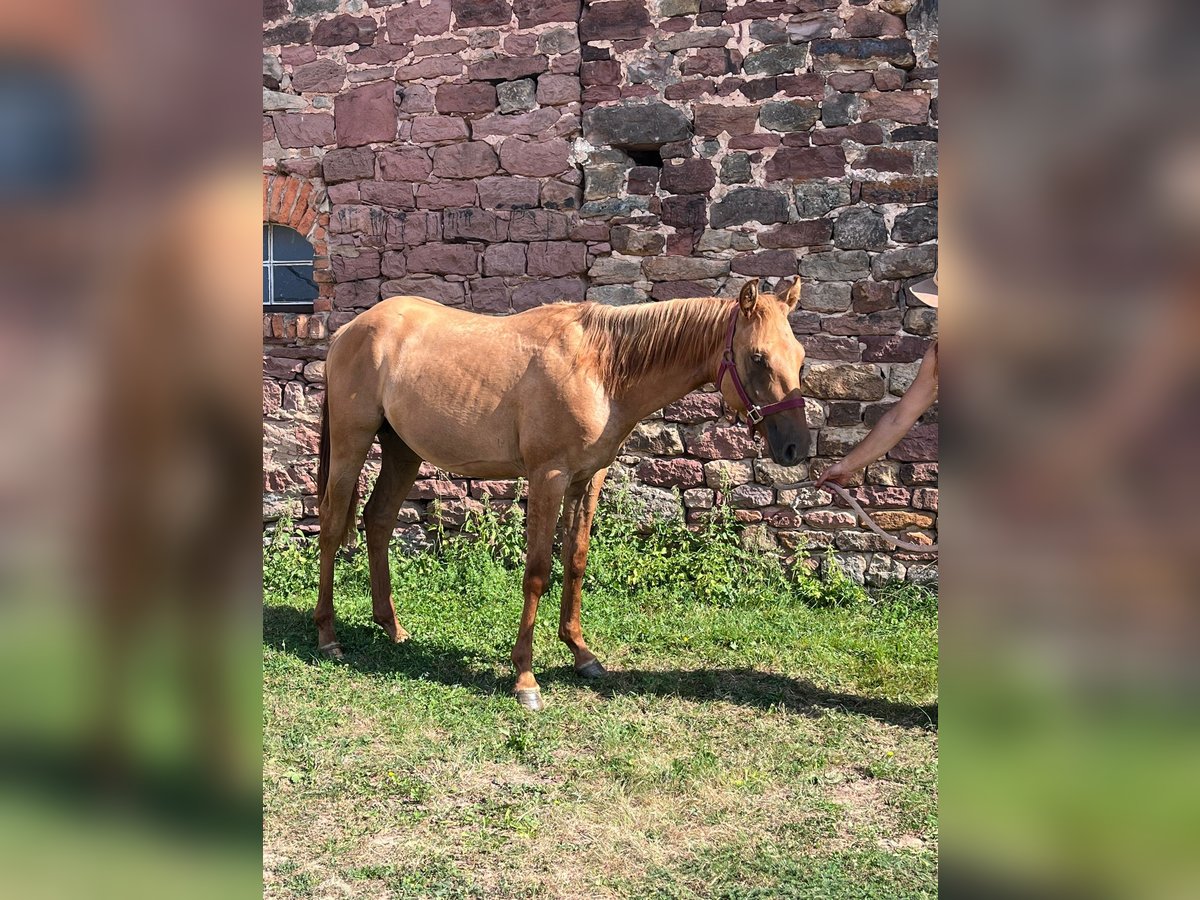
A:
[[720, 278, 810, 466]]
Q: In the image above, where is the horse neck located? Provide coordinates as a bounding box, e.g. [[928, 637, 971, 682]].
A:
[[609, 298, 730, 425]]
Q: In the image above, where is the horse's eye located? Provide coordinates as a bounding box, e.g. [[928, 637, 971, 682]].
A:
[[750, 352, 767, 366]]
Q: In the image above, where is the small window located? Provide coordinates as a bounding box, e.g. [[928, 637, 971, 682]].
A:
[[263, 224, 316, 312]]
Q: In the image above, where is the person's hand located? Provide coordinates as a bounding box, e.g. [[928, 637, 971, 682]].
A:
[[814, 459, 856, 489]]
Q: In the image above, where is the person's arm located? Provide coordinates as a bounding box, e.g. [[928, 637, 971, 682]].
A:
[[816, 343, 938, 488]]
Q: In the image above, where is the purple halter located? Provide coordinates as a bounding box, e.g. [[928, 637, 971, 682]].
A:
[[715, 302, 807, 437]]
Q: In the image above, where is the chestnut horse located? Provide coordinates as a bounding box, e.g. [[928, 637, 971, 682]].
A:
[[316, 278, 810, 710]]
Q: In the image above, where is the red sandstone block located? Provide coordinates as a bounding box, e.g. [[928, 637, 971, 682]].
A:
[[499, 137, 571, 177], [526, 241, 587, 277], [758, 221, 833, 248], [334, 81, 397, 147], [406, 243, 478, 276], [861, 146, 915, 174], [477, 176, 541, 209], [811, 123, 885, 145], [431, 141, 499, 178], [379, 147, 432, 182], [435, 82, 497, 115], [860, 91, 931, 125], [765, 146, 846, 180], [511, 276, 585, 310], [415, 182, 477, 208], [409, 479, 468, 500], [410, 115, 470, 143], [845, 10, 906, 38], [663, 391, 723, 424], [694, 103, 759, 136], [467, 55, 548, 81]]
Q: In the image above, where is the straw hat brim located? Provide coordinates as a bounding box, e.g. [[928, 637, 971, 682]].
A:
[[909, 275, 938, 307]]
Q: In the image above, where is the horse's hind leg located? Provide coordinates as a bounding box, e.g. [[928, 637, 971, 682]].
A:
[[364, 425, 421, 642], [559, 468, 608, 678], [315, 422, 376, 656]]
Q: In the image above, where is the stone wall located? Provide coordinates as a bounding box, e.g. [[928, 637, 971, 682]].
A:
[[263, 0, 939, 584]]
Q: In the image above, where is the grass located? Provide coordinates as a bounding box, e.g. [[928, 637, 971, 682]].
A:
[[263, 489, 938, 899]]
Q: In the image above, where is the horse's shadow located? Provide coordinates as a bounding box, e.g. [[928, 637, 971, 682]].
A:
[[263, 605, 937, 731]]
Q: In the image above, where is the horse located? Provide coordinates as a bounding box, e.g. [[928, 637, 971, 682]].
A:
[[315, 277, 811, 710]]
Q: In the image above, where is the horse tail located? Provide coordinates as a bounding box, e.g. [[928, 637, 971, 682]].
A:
[[317, 395, 360, 549]]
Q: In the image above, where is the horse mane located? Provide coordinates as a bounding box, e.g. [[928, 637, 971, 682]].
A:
[[574, 296, 733, 397]]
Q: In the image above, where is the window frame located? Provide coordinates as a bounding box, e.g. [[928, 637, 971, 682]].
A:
[[262, 223, 317, 314]]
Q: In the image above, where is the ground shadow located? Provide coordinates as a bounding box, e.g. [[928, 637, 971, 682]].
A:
[[263, 604, 937, 731]]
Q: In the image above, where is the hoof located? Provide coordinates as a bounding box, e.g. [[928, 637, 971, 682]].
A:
[[318, 641, 344, 660], [379, 620, 410, 643], [514, 688, 545, 712], [574, 659, 607, 679]]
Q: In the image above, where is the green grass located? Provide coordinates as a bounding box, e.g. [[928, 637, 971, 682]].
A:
[[264, 492, 938, 899]]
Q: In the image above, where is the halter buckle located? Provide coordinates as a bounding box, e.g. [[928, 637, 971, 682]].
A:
[[746, 406, 764, 425]]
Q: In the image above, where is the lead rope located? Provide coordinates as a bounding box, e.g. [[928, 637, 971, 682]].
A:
[[778, 480, 939, 555]]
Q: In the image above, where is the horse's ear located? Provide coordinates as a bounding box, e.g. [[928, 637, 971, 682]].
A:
[[738, 278, 760, 315], [781, 277, 801, 311]]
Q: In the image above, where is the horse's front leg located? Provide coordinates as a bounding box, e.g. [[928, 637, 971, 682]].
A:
[[511, 468, 569, 711], [559, 468, 608, 678]]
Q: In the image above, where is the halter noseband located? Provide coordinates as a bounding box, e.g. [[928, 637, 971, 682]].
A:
[[715, 302, 807, 437]]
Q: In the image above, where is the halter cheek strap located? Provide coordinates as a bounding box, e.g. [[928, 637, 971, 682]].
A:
[[715, 302, 807, 437]]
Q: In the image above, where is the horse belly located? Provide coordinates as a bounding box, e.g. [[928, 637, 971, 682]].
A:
[[383, 395, 526, 478]]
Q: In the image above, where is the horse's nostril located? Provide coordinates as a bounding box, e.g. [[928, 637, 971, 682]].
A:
[[784, 443, 798, 464]]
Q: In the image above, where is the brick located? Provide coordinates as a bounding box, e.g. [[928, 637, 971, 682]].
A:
[[292, 59, 345, 92], [860, 177, 937, 204], [810, 38, 915, 69], [709, 187, 789, 228], [731, 250, 798, 277], [526, 241, 587, 276], [811, 123, 885, 145], [312, 14, 377, 46], [536, 74, 581, 105], [860, 91, 931, 124], [435, 82, 497, 115], [499, 137, 571, 177], [360, 181, 417, 208], [801, 362, 885, 400], [331, 249, 381, 281], [477, 175, 541, 209], [861, 147, 915, 174], [579, 0, 651, 42], [845, 10, 906, 38], [334, 81, 397, 147], [861, 335, 931, 363], [415, 182, 478, 208], [637, 458, 705, 488], [273, 113, 335, 148], [443, 208, 508, 242], [469, 277, 510, 313], [514, 0, 581, 27], [322, 147, 375, 183], [511, 276, 586, 310], [406, 243, 478, 275], [766, 146, 846, 180], [389, 0, 452, 36], [431, 141, 499, 178], [852, 281, 895, 313], [452, 0, 513, 27], [483, 243, 527, 276], [694, 103, 759, 136], [379, 147, 432, 182], [659, 158, 717, 195], [410, 115, 470, 143], [509, 209, 571, 240], [758, 220, 833, 248], [467, 55, 548, 81]]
